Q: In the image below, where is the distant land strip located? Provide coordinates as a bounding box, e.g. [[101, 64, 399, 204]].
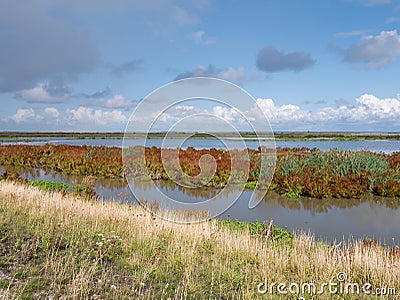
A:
[[1, 131, 400, 141]]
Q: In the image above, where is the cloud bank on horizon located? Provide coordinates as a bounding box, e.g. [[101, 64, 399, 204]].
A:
[[1, 0, 400, 132], [4, 93, 400, 132]]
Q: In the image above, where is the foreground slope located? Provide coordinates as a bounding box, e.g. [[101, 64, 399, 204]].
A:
[[0, 182, 398, 299]]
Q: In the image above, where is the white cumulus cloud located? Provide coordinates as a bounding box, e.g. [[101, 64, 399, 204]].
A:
[[210, 94, 400, 130], [212, 106, 241, 122], [253, 98, 312, 123], [8, 108, 43, 124], [99, 95, 135, 109], [354, 93, 400, 119], [66, 107, 127, 126], [44, 107, 60, 118]]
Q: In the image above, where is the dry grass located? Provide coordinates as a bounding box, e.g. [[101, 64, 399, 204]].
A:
[[0, 181, 399, 299]]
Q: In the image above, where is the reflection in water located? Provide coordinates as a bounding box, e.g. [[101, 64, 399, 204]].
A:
[[273, 195, 400, 213], [1, 165, 400, 243], [133, 177, 400, 213]]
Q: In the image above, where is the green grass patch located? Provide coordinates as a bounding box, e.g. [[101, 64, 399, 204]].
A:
[[31, 180, 69, 192], [218, 219, 294, 241], [30, 179, 97, 200]]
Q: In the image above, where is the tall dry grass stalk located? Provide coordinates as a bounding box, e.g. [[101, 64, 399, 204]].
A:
[[0, 181, 399, 299]]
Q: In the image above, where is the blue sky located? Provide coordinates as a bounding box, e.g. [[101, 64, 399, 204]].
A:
[[1, 0, 400, 132]]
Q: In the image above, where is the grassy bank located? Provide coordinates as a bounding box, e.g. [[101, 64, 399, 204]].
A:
[[0, 182, 399, 299]]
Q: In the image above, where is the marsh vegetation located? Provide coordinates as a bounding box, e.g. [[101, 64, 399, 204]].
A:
[[1, 144, 400, 199]]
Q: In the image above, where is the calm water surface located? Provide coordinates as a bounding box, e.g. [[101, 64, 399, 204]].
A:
[[2, 137, 400, 153], [1, 165, 399, 244]]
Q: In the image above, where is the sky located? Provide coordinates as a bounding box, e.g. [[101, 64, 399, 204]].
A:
[[1, 0, 400, 132]]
